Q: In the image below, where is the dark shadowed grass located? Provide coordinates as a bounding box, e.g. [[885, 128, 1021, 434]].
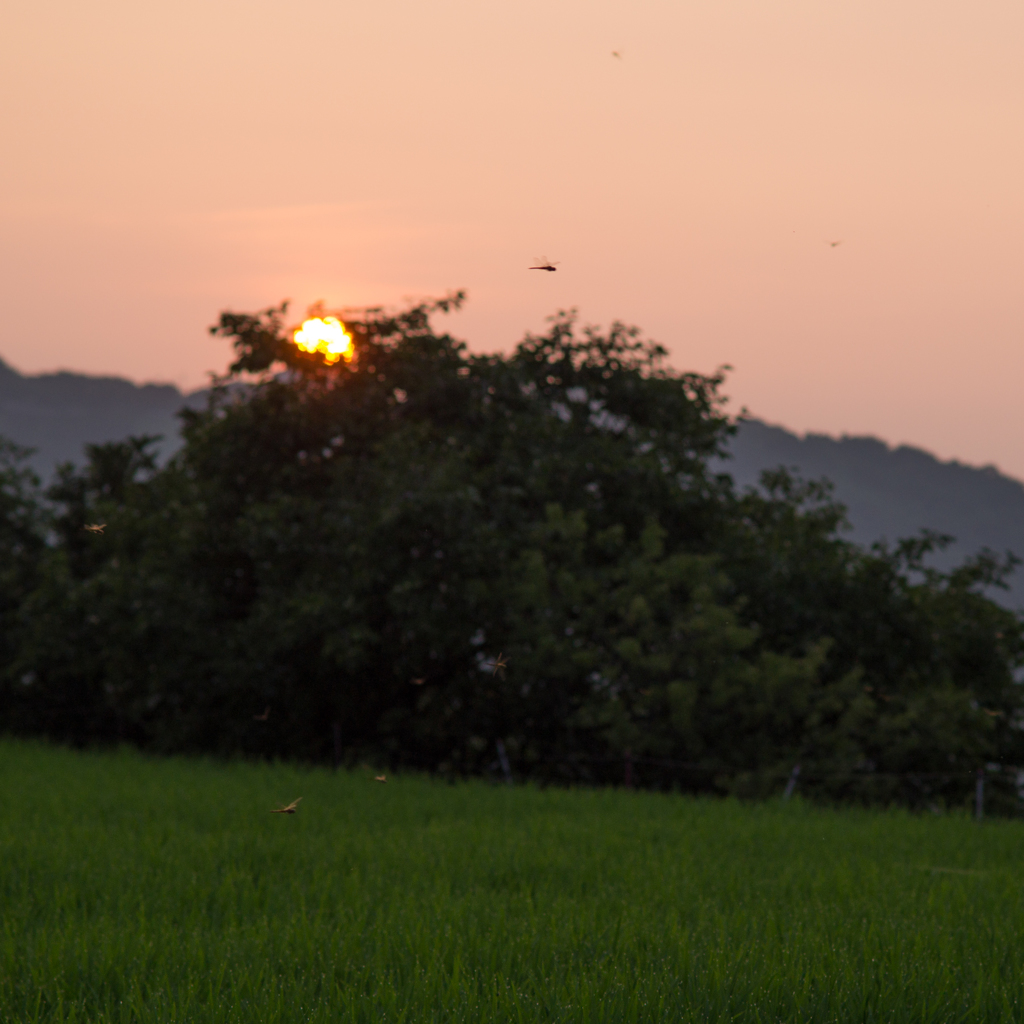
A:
[[2, 739, 1024, 1023]]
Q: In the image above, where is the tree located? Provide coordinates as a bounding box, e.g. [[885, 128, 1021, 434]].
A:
[[721, 470, 1024, 806], [3, 296, 1022, 811], [0, 439, 46, 721]]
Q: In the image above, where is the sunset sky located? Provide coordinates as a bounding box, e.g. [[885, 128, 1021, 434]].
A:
[[2, 1, 1022, 474]]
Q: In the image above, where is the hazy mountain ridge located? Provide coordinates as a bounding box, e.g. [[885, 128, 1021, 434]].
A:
[[717, 419, 1024, 608], [1, 357, 1020, 606], [0, 357, 203, 474]]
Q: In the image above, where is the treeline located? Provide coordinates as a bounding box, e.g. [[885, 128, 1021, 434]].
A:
[[1, 296, 1022, 809]]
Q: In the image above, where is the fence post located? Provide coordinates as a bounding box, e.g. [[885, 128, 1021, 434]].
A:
[[624, 749, 633, 789], [976, 767, 984, 821], [783, 764, 801, 801], [495, 739, 513, 786], [332, 721, 342, 772]]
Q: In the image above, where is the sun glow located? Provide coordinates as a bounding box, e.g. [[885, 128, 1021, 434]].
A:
[[292, 316, 353, 364]]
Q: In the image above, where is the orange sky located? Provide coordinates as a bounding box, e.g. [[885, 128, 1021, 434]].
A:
[[2, 0, 1022, 475]]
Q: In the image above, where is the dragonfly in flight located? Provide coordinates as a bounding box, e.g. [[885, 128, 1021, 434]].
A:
[[529, 258, 559, 272]]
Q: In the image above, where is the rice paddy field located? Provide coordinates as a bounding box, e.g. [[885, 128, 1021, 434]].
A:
[[2, 741, 1024, 1023]]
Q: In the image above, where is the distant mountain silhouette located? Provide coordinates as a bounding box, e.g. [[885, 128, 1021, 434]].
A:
[[1, 357, 1020, 608], [0, 356, 204, 476], [717, 419, 1024, 609]]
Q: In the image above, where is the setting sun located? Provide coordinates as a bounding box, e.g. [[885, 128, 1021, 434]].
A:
[[292, 316, 352, 364]]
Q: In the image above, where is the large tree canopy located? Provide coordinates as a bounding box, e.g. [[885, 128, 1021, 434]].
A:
[[3, 297, 1022, 809]]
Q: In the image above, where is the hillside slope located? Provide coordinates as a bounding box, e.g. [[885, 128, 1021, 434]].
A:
[[0, 357, 202, 475], [718, 419, 1024, 608]]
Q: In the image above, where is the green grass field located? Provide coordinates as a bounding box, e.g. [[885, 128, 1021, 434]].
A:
[[2, 740, 1024, 1023]]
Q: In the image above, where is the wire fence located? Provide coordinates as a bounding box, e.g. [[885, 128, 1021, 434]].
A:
[[339, 732, 1019, 817], [470, 746, 1012, 819]]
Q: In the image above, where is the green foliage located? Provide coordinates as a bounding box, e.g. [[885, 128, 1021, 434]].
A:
[[724, 473, 1024, 807], [0, 440, 45, 687], [6, 740, 1024, 1024], [1, 297, 1022, 807]]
